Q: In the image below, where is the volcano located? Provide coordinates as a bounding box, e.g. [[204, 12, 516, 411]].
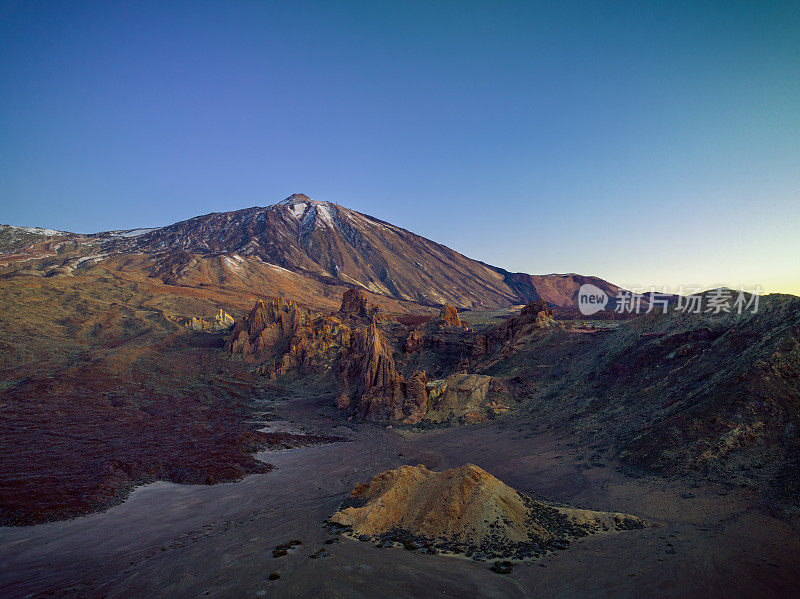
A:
[[1, 194, 618, 310]]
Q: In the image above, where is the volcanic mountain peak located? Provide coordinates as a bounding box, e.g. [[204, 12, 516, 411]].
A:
[[277, 193, 320, 206], [275, 193, 324, 218], [0, 194, 620, 309], [279, 192, 312, 202]]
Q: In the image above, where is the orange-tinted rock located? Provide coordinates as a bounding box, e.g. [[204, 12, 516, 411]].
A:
[[177, 309, 235, 333], [332, 464, 535, 543], [439, 304, 462, 327], [331, 464, 647, 553], [492, 299, 555, 346], [226, 298, 305, 362], [337, 323, 398, 415]]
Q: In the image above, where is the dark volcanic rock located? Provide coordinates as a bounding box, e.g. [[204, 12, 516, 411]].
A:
[[520, 298, 553, 319], [404, 329, 424, 353], [492, 299, 555, 345], [336, 323, 428, 424], [263, 432, 348, 450], [339, 288, 370, 318]]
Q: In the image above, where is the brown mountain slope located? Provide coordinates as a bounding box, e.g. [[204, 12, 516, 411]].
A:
[[1, 194, 617, 309], [501, 271, 621, 306]]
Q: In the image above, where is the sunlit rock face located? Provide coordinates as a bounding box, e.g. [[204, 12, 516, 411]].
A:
[[330, 464, 647, 560]]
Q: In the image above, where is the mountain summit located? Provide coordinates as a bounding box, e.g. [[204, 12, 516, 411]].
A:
[[0, 194, 617, 309]]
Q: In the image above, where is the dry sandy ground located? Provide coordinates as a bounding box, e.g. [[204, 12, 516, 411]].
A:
[[1, 396, 798, 598]]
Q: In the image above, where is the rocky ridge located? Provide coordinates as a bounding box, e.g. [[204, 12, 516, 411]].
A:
[[225, 291, 541, 424], [225, 297, 352, 380]]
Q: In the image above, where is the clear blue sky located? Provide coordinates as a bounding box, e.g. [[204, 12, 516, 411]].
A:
[[1, 1, 798, 293]]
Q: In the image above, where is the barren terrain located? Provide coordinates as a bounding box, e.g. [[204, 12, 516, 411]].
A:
[[1, 200, 798, 598], [1, 395, 797, 598]]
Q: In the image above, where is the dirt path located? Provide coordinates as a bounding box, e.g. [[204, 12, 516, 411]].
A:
[[1, 396, 798, 598]]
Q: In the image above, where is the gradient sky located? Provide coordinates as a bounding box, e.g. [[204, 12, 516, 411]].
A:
[[1, 1, 798, 294]]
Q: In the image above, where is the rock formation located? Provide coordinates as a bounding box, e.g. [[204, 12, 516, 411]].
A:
[[331, 464, 646, 560], [520, 298, 554, 320], [226, 298, 350, 378], [169, 309, 235, 333], [339, 288, 371, 318], [424, 374, 504, 423], [492, 298, 554, 346], [336, 323, 428, 424], [265, 312, 352, 380], [184, 309, 235, 333], [225, 298, 307, 362], [404, 329, 423, 353], [439, 304, 462, 327], [226, 292, 516, 424]]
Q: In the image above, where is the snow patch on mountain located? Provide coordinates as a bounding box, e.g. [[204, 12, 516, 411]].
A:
[[264, 262, 300, 276], [112, 228, 159, 238], [5, 225, 66, 236], [288, 203, 308, 218], [300, 207, 317, 233], [315, 203, 335, 227], [222, 254, 247, 273], [348, 210, 395, 233], [75, 253, 107, 267]]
